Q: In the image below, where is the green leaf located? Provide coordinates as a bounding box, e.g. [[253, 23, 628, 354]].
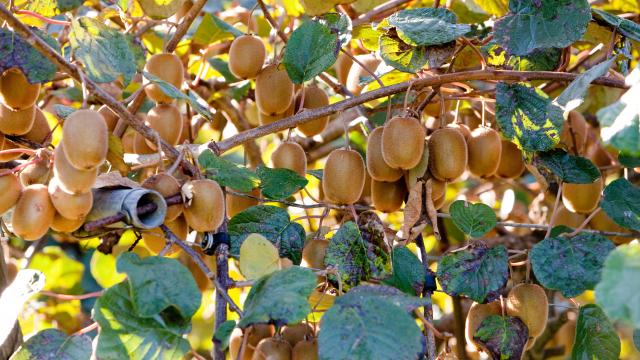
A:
[[382, 247, 425, 296], [619, 153, 640, 168], [198, 150, 259, 192], [493, 0, 591, 56], [473, 0, 509, 16], [449, 200, 497, 238], [495, 82, 564, 152], [93, 282, 191, 360], [10, 329, 92, 360], [337, 284, 430, 312], [238, 266, 316, 328], [556, 57, 615, 112], [385, 8, 470, 46], [436, 242, 509, 303], [600, 178, 640, 231], [70, 17, 139, 85], [536, 149, 601, 184], [473, 315, 529, 360], [282, 21, 339, 84], [307, 169, 323, 180], [0, 28, 59, 83], [213, 320, 236, 352], [228, 205, 305, 264], [593, 9, 640, 43], [379, 31, 455, 73], [192, 14, 242, 45], [595, 244, 640, 328], [207, 58, 239, 83], [22, 0, 81, 17], [116, 253, 201, 318], [257, 166, 308, 200], [138, 0, 182, 20], [572, 304, 621, 360], [316, 13, 352, 47], [142, 72, 213, 120], [29, 246, 83, 293], [484, 44, 561, 71], [530, 233, 615, 298], [353, 24, 383, 52], [52, 104, 76, 120]]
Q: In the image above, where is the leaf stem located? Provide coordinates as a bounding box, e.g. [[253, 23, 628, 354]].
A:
[[14, 9, 70, 26]]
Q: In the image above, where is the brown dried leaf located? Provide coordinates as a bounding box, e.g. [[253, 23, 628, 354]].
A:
[[403, 181, 424, 237]]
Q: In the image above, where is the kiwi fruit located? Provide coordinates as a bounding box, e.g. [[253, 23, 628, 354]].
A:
[[142, 173, 183, 221], [554, 205, 586, 228], [48, 177, 93, 220], [98, 105, 119, 132], [272, 142, 307, 177], [334, 51, 353, 87], [0, 133, 21, 162], [371, 179, 406, 213], [142, 215, 188, 255], [281, 323, 314, 347], [366, 127, 403, 182], [0, 103, 36, 135], [433, 191, 446, 210], [252, 337, 292, 360], [561, 177, 603, 214], [143, 53, 184, 103], [560, 111, 588, 155], [447, 122, 472, 140], [177, 114, 191, 144], [589, 210, 627, 244], [292, 338, 318, 360], [11, 184, 55, 240], [230, 325, 277, 360], [229, 328, 252, 360], [19, 154, 52, 186], [0, 174, 21, 214], [133, 131, 156, 155], [259, 99, 295, 126], [381, 116, 426, 170], [50, 213, 84, 233], [255, 64, 294, 116], [587, 143, 614, 168], [144, 103, 183, 149], [183, 179, 225, 232], [360, 171, 372, 201], [229, 35, 266, 80], [465, 301, 502, 351], [468, 127, 502, 178], [0, 68, 40, 110], [226, 187, 260, 218], [322, 148, 365, 205], [53, 144, 98, 194], [346, 54, 381, 96], [296, 86, 330, 137], [301, 239, 328, 269], [428, 128, 468, 182], [496, 140, 525, 179], [429, 178, 446, 204], [422, 98, 451, 118], [122, 128, 136, 153], [62, 109, 109, 170], [506, 283, 548, 338], [23, 108, 51, 145]]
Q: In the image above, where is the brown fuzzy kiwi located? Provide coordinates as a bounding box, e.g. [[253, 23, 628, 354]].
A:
[[0, 174, 21, 215], [322, 148, 365, 205], [296, 86, 330, 137], [143, 53, 184, 103], [430, 178, 446, 203], [0, 68, 40, 110], [11, 184, 55, 240], [587, 143, 614, 168], [62, 109, 109, 170], [422, 98, 451, 118], [23, 108, 51, 144], [428, 128, 468, 182], [175, 0, 193, 20], [48, 177, 93, 220], [177, 114, 190, 144], [292, 338, 318, 360], [433, 191, 446, 210], [259, 99, 294, 126], [98, 105, 119, 132], [496, 140, 525, 179], [255, 64, 294, 116], [142, 173, 183, 221], [53, 144, 98, 194], [0, 103, 36, 135], [229, 35, 266, 79], [366, 127, 403, 182], [19, 152, 52, 186], [360, 172, 372, 201], [468, 127, 502, 178], [281, 323, 314, 347], [554, 205, 586, 228], [334, 51, 353, 87], [590, 210, 627, 244], [252, 337, 292, 360], [506, 283, 548, 338], [142, 215, 188, 255], [560, 111, 588, 155], [229, 328, 252, 360], [0, 133, 21, 162], [552, 319, 576, 355], [144, 103, 183, 149], [447, 123, 472, 140], [226, 188, 260, 218], [465, 301, 502, 351], [346, 54, 381, 96], [133, 131, 156, 155], [272, 142, 307, 177], [371, 179, 407, 213], [50, 213, 84, 233], [122, 129, 136, 153], [183, 179, 225, 231], [301, 239, 328, 269], [244, 101, 260, 127], [561, 177, 603, 214], [230, 325, 277, 360], [381, 116, 426, 169]]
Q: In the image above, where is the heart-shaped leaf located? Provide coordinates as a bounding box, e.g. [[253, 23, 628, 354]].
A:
[[10, 329, 91, 360], [536, 149, 601, 184], [257, 166, 308, 200], [473, 315, 529, 360], [572, 304, 621, 359], [449, 200, 497, 238], [198, 150, 260, 192], [600, 178, 640, 231]]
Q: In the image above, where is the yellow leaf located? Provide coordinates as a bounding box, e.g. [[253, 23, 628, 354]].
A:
[[239, 233, 280, 280]]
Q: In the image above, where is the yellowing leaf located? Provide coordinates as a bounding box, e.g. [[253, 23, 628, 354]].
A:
[[308, 289, 335, 312], [239, 234, 280, 280]]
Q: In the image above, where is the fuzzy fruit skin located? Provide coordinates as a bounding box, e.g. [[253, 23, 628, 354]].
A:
[[554, 205, 585, 228], [143, 53, 184, 103], [230, 325, 276, 360], [429, 178, 446, 204], [282, 323, 314, 347], [272, 142, 307, 177], [142, 173, 183, 222], [506, 283, 548, 338], [259, 99, 294, 126], [590, 210, 627, 244], [301, 239, 328, 269], [48, 177, 93, 220], [346, 54, 380, 96], [62, 109, 109, 170], [228, 35, 266, 79], [371, 179, 406, 213], [292, 338, 318, 360], [433, 191, 446, 210], [334, 51, 353, 87], [465, 301, 502, 351], [0, 133, 21, 162], [229, 328, 252, 360], [255, 64, 294, 116], [53, 145, 98, 194], [0, 174, 21, 215], [12, 184, 55, 240], [561, 177, 603, 214], [24, 108, 51, 144], [145, 103, 183, 149], [183, 179, 225, 232], [142, 215, 188, 255], [50, 213, 84, 233], [366, 127, 403, 182], [0, 103, 36, 135], [98, 105, 119, 132], [496, 140, 525, 179], [0, 68, 40, 110], [322, 148, 365, 205], [226, 187, 260, 218], [133, 131, 156, 154], [468, 127, 502, 178], [19, 153, 52, 186], [447, 123, 472, 140], [560, 111, 588, 155], [252, 337, 292, 360], [428, 128, 468, 182], [381, 116, 426, 170], [296, 86, 330, 137]]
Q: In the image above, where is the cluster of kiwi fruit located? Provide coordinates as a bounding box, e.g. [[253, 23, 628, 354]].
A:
[[229, 322, 319, 360]]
